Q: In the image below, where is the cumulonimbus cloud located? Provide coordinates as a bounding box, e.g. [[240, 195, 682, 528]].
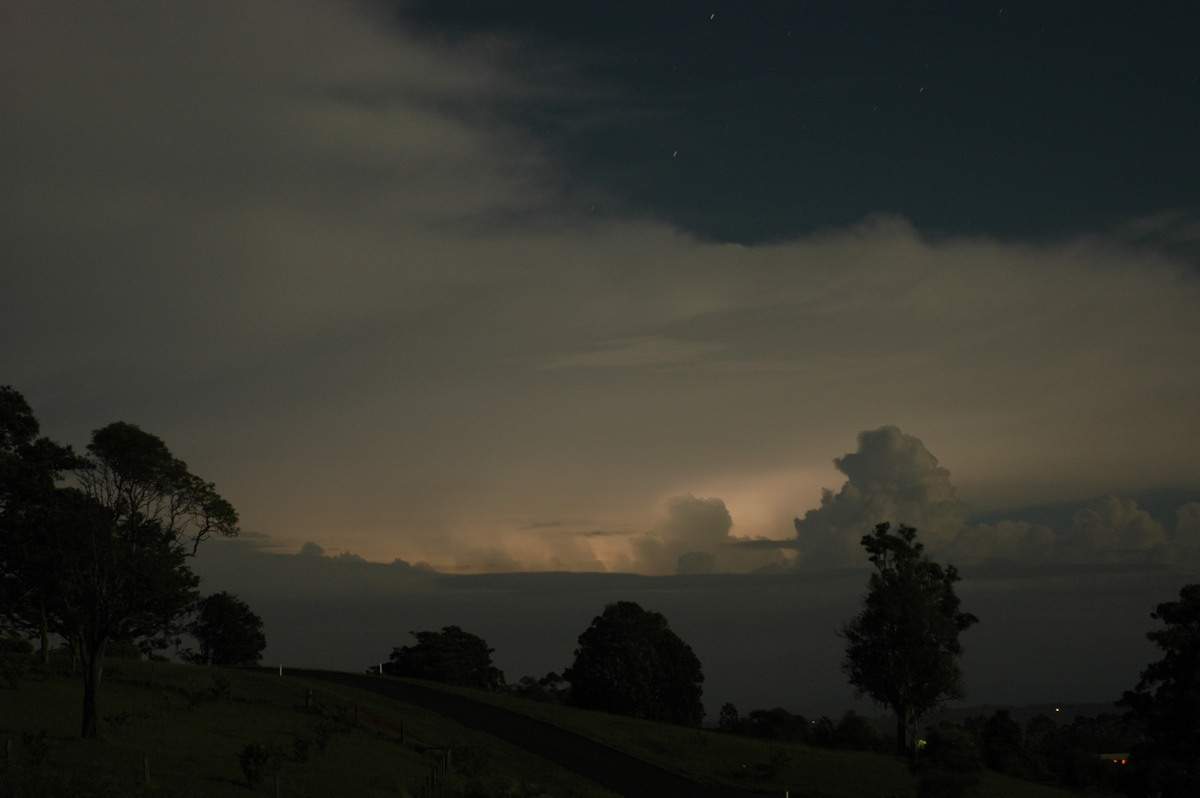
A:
[[788, 426, 1200, 570], [790, 426, 971, 568], [626, 494, 786, 575]]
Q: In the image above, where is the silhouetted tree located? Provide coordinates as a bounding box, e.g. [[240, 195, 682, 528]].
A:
[[384, 625, 504, 690], [737, 707, 810, 742], [810, 715, 837, 747], [834, 709, 885, 752], [184, 591, 266, 666], [1029, 712, 1133, 790], [508, 671, 568, 703], [563, 601, 705, 726], [916, 724, 983, 798], [2, 394, 239, 738], [1024, 713, 1057, 754], [0, 386, 83, 659], [955, 710, 1058, 783], [718, 702, 740, 732], [0, 636, 35, 687], [841, 522, 978, 760], [1119, 583, 1200, 797], [980, 709, 1025, 774], [65, 422, 238, 736]]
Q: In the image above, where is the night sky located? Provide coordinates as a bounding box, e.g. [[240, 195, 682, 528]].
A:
[[3, 1, 1199, 716]]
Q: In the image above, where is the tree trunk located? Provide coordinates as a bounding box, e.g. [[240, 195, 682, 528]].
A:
[[80, 637, 107, 738], [39, 604, 50, 666], [895, 705, 920, 763]]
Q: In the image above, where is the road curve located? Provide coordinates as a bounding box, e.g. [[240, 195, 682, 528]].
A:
[[287, 669, 760, 798]]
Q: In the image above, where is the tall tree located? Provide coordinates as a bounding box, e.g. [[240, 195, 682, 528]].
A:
[[1119, 583, 1200, 798], [0, 386, 84, 658], [2, 393, 240, 738], [184, 591, 266, 666], [63, 422, 238, 736], [384, 626, 504, 690], [563, 601, 705, 726], [48, 486, 203, 737], [841, 522, 978, 760]]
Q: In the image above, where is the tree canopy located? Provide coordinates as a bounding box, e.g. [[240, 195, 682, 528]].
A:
[[384, 625, 504, 691], [0, 388, 239, 737], [184, 591, 266, 667], [81, 421, 238, 554], [841, 522, 978, 759], [1119, 583, 1200, 797], [0, 386, 83, 652], [563, 600, 705, 726]]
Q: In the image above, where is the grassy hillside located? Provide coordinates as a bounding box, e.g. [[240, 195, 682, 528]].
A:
[[0, 658, 617, 797], [424, 683, 1084, 798], [1, 657, 1082, 798]]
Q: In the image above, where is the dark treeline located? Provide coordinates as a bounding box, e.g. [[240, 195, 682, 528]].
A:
[[0, 385, 264, 739], [374, 601, 706, 727], [372, 525, 1198, 798]]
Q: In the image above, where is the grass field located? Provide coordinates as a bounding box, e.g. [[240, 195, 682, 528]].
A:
[[0, 658, 617, 797], [1, 657, 1082, 797], [425, 682, 1083, 798]]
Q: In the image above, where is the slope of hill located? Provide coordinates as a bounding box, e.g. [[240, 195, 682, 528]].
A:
[[1, 658, 1085, 797], [0, 658, 616, 797], [365, 675, 1089, 798]]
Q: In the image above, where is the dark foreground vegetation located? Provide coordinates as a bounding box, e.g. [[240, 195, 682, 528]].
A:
[[0, 385, 252, 738], [0, 655, 622, 798], [2, 654, 1085, 798], [3, 382, 1197, 795]]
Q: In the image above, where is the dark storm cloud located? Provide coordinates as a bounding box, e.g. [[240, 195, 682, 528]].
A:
[[3, 1, 1198, 575], [1117, 209, 1200, 265], [396, 0, 1200, 245]]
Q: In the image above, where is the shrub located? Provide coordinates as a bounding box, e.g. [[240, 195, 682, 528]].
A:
[[313, 720, 338, 752], [21, 729, 52, 765], [916, 725, 983, 798], [0, 637, 33, 687], [835, 710, 885, 751], [292, 736, 312, 763], [738, 707, 810, 742], [207, 673, 232, 701], [237, 742, 277, 787], [717, 702, 739, 732]]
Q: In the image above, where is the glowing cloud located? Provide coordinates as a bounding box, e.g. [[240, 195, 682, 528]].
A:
[[792, 426, 971, 568]]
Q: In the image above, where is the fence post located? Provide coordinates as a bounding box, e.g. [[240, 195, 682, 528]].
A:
[[143, 754, 150, 785]]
